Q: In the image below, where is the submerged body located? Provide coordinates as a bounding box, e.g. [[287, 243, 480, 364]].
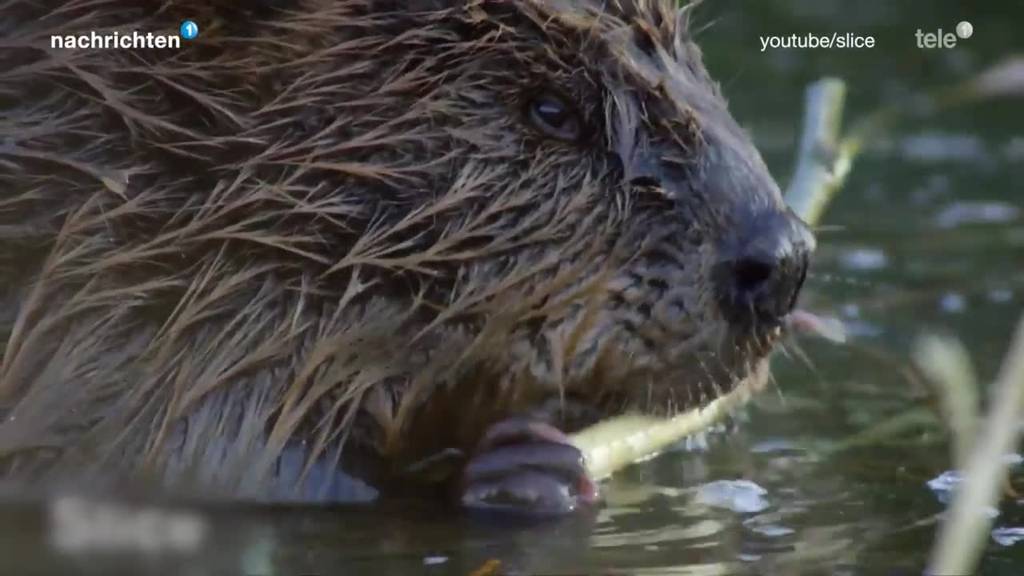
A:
[[0, 0, 812, 512]]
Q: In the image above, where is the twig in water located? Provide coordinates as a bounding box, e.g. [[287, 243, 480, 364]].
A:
[[926, 314, 1024, 576]]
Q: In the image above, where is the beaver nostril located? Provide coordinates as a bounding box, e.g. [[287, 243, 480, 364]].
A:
[[732, 257, 774, 292]]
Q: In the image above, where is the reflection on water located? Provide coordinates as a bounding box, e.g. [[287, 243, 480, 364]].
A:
[[3, 0, 1023, 574]]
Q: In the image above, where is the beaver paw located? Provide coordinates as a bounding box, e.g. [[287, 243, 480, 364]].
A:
[[460, 418, 599, 516]]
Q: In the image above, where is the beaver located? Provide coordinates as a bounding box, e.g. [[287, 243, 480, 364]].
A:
[[0, 0, 814, 515]]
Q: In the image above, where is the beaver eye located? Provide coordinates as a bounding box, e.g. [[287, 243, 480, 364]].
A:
[[526, 92, 582, 142]]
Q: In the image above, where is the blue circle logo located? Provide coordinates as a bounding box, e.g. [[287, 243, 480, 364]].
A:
[[180, 20, 199, 40]]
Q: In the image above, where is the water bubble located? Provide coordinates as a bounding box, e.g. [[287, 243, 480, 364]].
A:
[[838, 247, 888, 271], [749, 524, 795, 537], [940, 292, 966, 314], [992, 527, 1024, 547], [696, 480, 769, 513], [927, 470, 962, 502], [180, 20, 199, 40], [934, 201, 1020, 228], [956, 21, 973, 40], [900, 132, 985, 163]]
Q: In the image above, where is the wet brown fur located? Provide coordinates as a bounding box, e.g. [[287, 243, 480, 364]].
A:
[[0, 0, 788, 500]]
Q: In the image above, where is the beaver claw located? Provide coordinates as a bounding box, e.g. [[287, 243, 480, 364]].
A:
[[460, 418, 599, 516]]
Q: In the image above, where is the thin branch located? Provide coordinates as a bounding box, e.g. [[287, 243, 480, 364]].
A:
[[926, 314, 1024, 575]]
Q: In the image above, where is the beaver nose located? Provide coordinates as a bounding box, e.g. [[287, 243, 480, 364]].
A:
[[712, 210, 814, 328]]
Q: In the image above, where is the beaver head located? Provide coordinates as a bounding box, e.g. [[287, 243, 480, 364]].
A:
[[313, 0, 817, 420], [0, 0, 813, 490]]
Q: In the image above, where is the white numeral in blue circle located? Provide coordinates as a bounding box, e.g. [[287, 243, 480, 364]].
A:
[[180, 20, 199, 40]]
